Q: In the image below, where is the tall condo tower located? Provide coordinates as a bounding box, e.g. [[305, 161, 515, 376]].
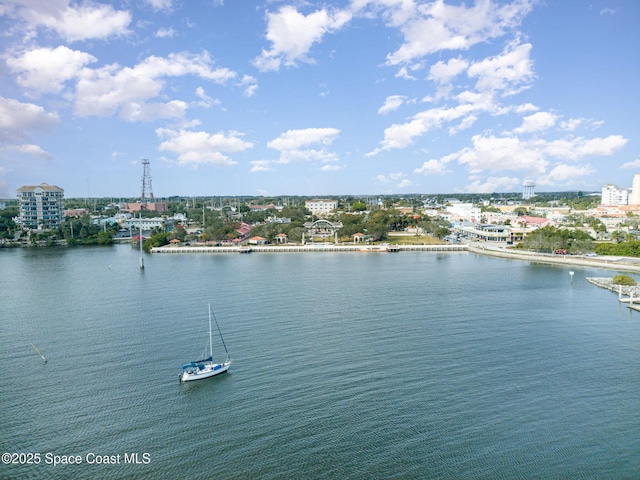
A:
[[141, 159, 154, 204], [630, 173, 640, 205], [522, 180, 536, 200]]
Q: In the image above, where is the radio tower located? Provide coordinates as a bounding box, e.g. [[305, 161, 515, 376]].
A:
[[141, 159, 154, 204]]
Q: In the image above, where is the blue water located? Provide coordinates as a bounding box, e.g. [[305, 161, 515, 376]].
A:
[[1, 246, 639, 479]]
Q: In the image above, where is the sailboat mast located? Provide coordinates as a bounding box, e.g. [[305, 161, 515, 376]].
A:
[[139, 213, 144, 269], [211, 307, 230, 359], [208, 304, 214, 359]]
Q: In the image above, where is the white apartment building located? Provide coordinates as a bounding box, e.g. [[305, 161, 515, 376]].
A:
[[305, 199, 338, 216], [601, 184, 629, 206], [630, 173, 640, 205], [446, 203, 481, 222], [17, 183, 65, 229]]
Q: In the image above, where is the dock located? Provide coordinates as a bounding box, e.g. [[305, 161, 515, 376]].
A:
[[150, 244, 466, 254]]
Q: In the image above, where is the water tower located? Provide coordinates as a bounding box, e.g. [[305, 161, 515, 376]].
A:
[[523, 180, 535, 200]]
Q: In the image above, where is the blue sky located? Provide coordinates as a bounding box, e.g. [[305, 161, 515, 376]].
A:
[[1, 0, 638, 199]]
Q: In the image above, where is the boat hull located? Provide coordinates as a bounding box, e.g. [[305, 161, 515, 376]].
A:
[[180, 360, 232, 382]]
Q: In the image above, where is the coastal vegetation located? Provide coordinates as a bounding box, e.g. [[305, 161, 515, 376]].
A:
[[517, 226, 594, 254], [612, 275, 637, 286], [595, 241, 640, 258]]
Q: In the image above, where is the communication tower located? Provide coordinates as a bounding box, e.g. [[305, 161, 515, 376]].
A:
[[522, 180, 536, 200], [141, 159, 154, 203]]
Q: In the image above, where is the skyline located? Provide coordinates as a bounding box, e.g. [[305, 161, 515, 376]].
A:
[[1, 1, 639, 199]]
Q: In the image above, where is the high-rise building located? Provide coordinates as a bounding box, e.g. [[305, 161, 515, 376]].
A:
[[17, 183, 65, 230], [601, 184, 629, 206], [630, 173, 640, 205]]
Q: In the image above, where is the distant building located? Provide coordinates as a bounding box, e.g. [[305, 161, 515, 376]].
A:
[[64, 208, 90, 217], [630, 173, 640, 205], [446, 203, 481, 222], [305, 199, 338, 216], [17, 183, 64, 230], [601, 183, 629, 206], [124, 202, 167, 212]]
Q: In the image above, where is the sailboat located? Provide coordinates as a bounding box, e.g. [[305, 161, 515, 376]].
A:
[[180, 304, 232, 382]]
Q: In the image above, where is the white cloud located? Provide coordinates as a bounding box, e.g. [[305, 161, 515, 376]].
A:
[[0, 96, 58, 157], [414, 157, 454, 175], [12, 0, 132, 42], [462, 175, 521, 193], [155, 27, 176, 38], [458, 134, 547, 175], [513, 111, 557, 134], [537, 163, 596, 186], [321, 164, 342, 172], [156, 128, 253, 167], [4, 143, 52, 159], [238, 75, 258, 97], [622, 157, 640, 169], [428, 57, 469, 84], [146, 0, 173, 12], [6, 46, 97, 95], [545, 135, 627, 160], [368, 93, 492, 154], [250, 160, 273, 173], [378, 95, 406, 114], [268, 127, 340, 164], [375, 171, 410, 188], [467, 41, 534, 94], [253, 5, 352, 71], [193, 87, 219, 109], [384, 0, 534, 65], [74, 51, 236, 120]]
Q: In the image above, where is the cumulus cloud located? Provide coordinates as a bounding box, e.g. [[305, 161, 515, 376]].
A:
[[145, 0, 173, 12], [250, 160, 273, 173], [414, 155, 455, 175], [622, 157, 640, 169], [544, 135, 627, 160], [428, 57, 469, 85], [414, 130, 627, 191], [384, 0, 534, 65], [155, 27, 176, 38], [458, 134, 547, 175], [462, 175, 521, 193], [253, 5, 352, 71], [156, 128, 253, 167], [513, 111, 557, 134], [6, 0, 131, 42], [378, 95, 406, 114], [537, 163, 596, 186], [0, 96, 58, 157], [74, 51, 236, 120], [467, 41, 534, 94], [268, 127, 340, 164], [368, 92, 493, 154], [375, 171, 412, 189], [6, 46, 97, 95]]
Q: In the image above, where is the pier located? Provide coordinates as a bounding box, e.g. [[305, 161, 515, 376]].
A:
[[150, 244, 467, 254]]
